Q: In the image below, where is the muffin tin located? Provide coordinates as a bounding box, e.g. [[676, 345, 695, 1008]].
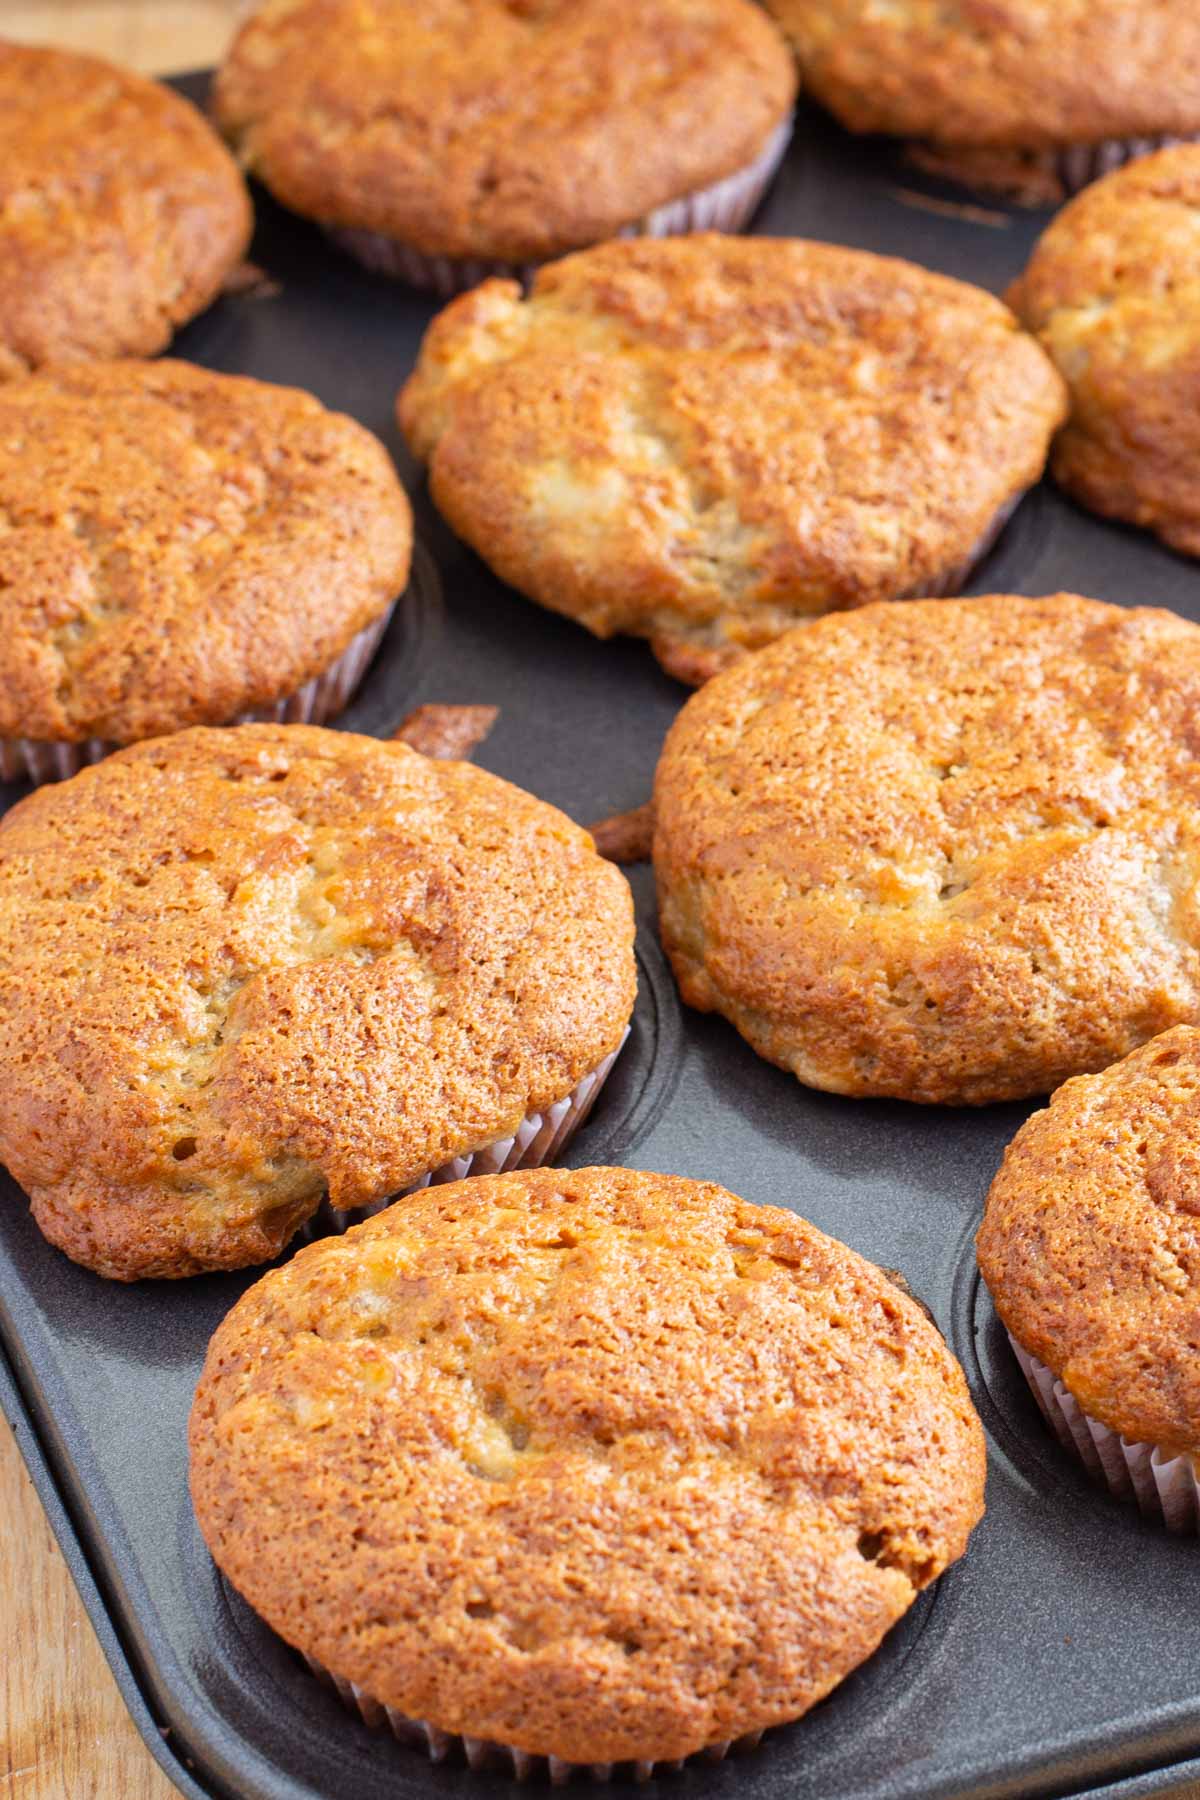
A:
[[1, 77, 1199, 1800]]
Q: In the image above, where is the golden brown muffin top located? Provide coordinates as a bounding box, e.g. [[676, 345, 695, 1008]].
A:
[[765, 1, 1200, 150], [0, 726, 635, 1281], [399, 235, 1065, 684], [213, 0, 795, 263], [190, 1165, 985, 1764], [979, 1025, 1200, 1459], [653, 594, 1200, 1107], [0, 43, 252, 379], [0, 359, 412, 746], [1008, 145, 1200, 559]]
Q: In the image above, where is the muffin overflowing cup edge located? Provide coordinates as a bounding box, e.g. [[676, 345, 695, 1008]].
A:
[[0, 602, 396, 788], [303, 1028, 630, 1240], [327, 116, 795, 297]]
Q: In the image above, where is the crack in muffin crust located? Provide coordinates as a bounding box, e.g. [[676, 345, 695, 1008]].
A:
[[190, 1165, 985, 1765], [0, 725, 636, 1278], [399, 235, 1066, 683]]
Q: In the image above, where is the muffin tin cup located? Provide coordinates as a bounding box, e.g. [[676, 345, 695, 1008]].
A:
[[304, 1028, 629, 1240], [0, 602, 395, 788], [1008, 1334, 1199, 1534], [302, 1652, 765, 1784], [326, 116, 794, 297]]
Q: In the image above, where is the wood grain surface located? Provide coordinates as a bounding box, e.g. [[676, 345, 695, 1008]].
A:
[[1, 1414, 178, 1800]]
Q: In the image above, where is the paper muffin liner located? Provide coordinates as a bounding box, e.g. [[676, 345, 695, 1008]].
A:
[[1008, 1334, 1199, 1534], [0, 604, 394, 788], [302, 1652, 765, 1783], [327, 116, 794, 296], [1049, 132, 1200, 197], [303, 1028, 629, 1240]]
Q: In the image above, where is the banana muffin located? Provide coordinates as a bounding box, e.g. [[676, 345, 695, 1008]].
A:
[[399, 235, 1066, 685], [0, 42, 251, 378], [764, 1, 1200, 205], [0, 359, 413, 784], [213, 0, 796, 294], [979, 1027, 1200, 1531], [190, 1165, 986, 1772], [654, 593, 1200, 1106], [0, 725, 635, 1280], [1008, 145, 1200, 560]]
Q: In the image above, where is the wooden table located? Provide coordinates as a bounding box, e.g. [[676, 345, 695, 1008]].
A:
[[1, 1415, 177, 1800]]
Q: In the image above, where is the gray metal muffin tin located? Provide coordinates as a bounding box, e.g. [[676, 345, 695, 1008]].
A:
[[2, 77, 1199, 1800]]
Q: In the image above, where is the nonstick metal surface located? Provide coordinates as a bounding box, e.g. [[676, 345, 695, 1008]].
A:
[[2, 78, 1199, 1800]]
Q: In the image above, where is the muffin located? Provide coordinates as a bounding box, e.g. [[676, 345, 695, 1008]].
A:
[[0, 360, 412, 784], [1008, 144, 1200, 559], [653, 593, 1200, 1107], [763, 1, 1200, 205], [979, 1026, 1200, 1532], [190, 1165, 986, 1773], [0, 725, 635, 1280], [0, 42, 251, 378], [213, 0, 796, 295], [399, 235, 1066, 685]]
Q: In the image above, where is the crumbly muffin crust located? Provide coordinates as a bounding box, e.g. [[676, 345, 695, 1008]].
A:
[[1008, 145, 1200, 559], [0, 725, 635, 1280], [399, 235, 1065, 684], [764, 2, 1200, 152], [0, 43, 251, 379], [213, 0, 795, 264], [653, 594, 1200, 1106], [190, 1165, 985, 1764], [0, 360, 412, 746], [979, 1025, 1200, 1459]]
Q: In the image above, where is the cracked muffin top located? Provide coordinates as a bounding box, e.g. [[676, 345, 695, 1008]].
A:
[[763, 2, 1200, 152], [0, 725, 635, 1280], [212, 0, 796, 263], [0, 360, 412, 747], [979, 1025, 1200, 1458], [190, 1165, 985, 1765], [1008, 145, 1200, 560], [398, 235, 1065, 685], [653, 594, 1200, 1106], [0, 43, 251, 379]]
